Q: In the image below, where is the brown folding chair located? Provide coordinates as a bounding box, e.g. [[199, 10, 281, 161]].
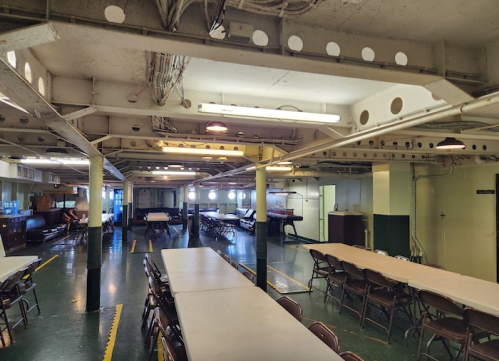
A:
[[339, 261, 369, 320], [145, 253, 169, 285], [230, 261, 238, 269], [374, 249, 389, 256], [242, 271, 254, 283], [417, 290, 467, 361], [147, 307, 185, 361], [425, 263, 446, 270], [162, 336, 188, 361], [361, 268, 413, 343], [20, 258, 42, 314], [339, 351, 366, 361], [222, 254, 231, 263], [308, 321, 340, 353], [395, 255, 410, 261], [0, 271, 28, 345], [324, 254, 346, 303], [352, 245, 367, 250], [464, 308, 499, 361], [307, 249, 331, 293], [277, 296, 303, 322]]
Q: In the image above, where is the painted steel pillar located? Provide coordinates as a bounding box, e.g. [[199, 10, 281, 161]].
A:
[[192, 184, 200, 239], [182, 186, 188, 230], [256, 164, 267, 291], [128, 183, 133, 231], [122, 180, 129, 242], [87, 155, 103, 312]]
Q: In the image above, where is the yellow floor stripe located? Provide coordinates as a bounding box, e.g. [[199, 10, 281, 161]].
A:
[[103, 304, 123, 361], [157, 334, 164, 361], [53, 235, 71, 245], [36, 255, 58, 271], [239, 264, 285, 293], [149, 240, 153, 253], [131, 240, 136, 253], [266, 265, 311, 291], [289, 245, 307, 253]]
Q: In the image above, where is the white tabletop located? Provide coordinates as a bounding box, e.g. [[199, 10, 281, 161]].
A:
[[303, 243, 458, 283], [409, 275, 499, 316], [0, 256, 38, 281], [161, 248, 254, 295], [146, 212, 171, 222], [79, 214, 114, 225], [175, 287, 343, 361], [200, 212, 239, 221]]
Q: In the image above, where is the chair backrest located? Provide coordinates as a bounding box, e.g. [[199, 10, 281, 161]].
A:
[[145, 253, 161, 276], [242, 271, 254, 283], [222, 254, 230, 263], [395, 255, 410, 261], [230, 261, 238, 269], [425, 263, 446, 270], [310, 249, 327, 263], [352, 245, 366, 250], [161, 336, 179, 361], [23, 258, 42, 280], [463, 308, 499, 336], [216, 250, 222, 255], [363, 268, 398, 289], [308, 321, 340, 353], [0, 270, 25, 294], [374, 249, 389, 256], [418, 290, 463, 316], [277, 296, 303, 322], [156, 307, 172, 337], [340, 261, 364, 280], [325, 254, 342, 270], [339, 351, 366, 361]]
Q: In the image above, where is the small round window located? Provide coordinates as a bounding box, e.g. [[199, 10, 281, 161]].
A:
[[24, 63, 32, 83], [208, 191, 216, 200], [38, 77, 45, 96], [6, 51, 16, 68], [228, 192, 235, 200], [188, 191, 196, 200]]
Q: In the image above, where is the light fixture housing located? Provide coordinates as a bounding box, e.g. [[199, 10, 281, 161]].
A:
[[20, 158, 89, 165], [277, 161, 292, 165], [198, 103, 340, 124], [162, 147, 244, 157], [247, 166, 292, 171], [151, 171, 197, 176], [206, 121, 228, 132], [436, 137, 466, 150], [168, 163, 184, 168]]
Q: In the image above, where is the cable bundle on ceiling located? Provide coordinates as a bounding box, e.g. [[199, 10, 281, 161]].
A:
[[148, 52, 190, 106]]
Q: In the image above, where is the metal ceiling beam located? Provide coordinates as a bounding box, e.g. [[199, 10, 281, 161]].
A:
[[0, 57, 125, 181], [0, 23, 58, 52]]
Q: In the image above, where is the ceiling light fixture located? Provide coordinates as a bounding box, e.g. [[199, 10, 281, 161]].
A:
[[198, 103, 340, 124], [168, 163, 184, 168], [436, 137, 466, 150], [162, 147, 244, 156], [151, 171, 197, 176], [247, 166, 292, 171], [277, 161, 292, 165], [20, 158, 89, 165], [206, 121, 228, 132]]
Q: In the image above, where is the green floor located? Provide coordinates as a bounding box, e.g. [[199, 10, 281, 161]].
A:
[[1, 225, 456, 361]]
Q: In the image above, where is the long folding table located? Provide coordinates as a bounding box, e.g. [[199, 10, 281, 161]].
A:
[[146, 212, 171, 238], [161, 247, 254, 295], [175, 287, 343, 361], [0, 256, 38, 281]]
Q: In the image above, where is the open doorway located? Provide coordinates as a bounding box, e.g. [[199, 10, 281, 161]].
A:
[[319, 185, 336, 243]]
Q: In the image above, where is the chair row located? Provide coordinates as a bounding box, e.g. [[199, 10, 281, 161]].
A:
[[0, 258, 42, 347], [200, 216, 236, 240], [276, 296, 366, 361], [216, 250, 254, 282]]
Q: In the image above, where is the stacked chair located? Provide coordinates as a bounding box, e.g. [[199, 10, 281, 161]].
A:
[[200, 215, 236, 240]]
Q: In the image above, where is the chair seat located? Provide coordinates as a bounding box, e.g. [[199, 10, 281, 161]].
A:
[[368, 291, 412, 307], [328, 272, 346, 284], [19, 282, 36, 294], [313, 266, 331, 277], [344, 280, 368, 294], [423, 317, 467, 343], [468, 339, 499, 361]]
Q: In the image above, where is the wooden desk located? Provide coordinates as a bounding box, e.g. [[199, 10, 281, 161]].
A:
[[0, 255, 38, 281], [175, 287, 343, 361], [200, 212, 239, 222], [303, 243, 457, 283], [409, 275, 499, 316], [161, 248, 254, 295]]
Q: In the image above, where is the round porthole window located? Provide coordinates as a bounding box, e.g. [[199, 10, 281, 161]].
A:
[[228, 192, 235, 200], [188, 191, 195, 200], [208, 191, 216, 200]]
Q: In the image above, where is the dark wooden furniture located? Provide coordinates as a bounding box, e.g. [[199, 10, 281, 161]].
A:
[[35, 196, 53, 211], [267, 212, 303, 243], [34, 209, 62, 226], [0, 215, 28, 252], [327, 211, 364, 246]]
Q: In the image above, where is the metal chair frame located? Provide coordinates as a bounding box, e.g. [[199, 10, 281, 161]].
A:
[[307, 249, 331, 294], [324, 253, 346, 303]]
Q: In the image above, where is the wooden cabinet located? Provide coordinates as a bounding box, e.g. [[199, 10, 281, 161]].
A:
[[0, 215, 28, 252], [36, 196, 53, 211], [34, 209, 62, 226], [328, 211, 364, 246]]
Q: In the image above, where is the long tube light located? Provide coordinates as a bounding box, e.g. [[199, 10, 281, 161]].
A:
[[162, 147, 243, 156], [20, 158, 89, 165], [247, 166, 292, 171], [198, 103, 340, 124], [151, 171, 197, 176]]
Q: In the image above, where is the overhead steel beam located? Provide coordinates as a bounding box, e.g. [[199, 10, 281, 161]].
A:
[[0, 23, 59, 52], [62, 106, 97, 121], [0, 57, 125, 181]]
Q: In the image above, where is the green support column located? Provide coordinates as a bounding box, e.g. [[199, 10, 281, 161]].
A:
[[87, 155, 103, 312], [122, 180, 129, 242], [128, 183, 133, 231], [256, 164, 267, 291], [182, 186, 188, 230], [192, 184, 200, 239]]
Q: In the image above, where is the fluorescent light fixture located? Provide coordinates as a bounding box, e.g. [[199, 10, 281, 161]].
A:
[[436, 137, 466, 150], [277, 161, 292, 165], [168, 163, 184, 168], [20, 158, 89, 165], [162, 147, 243, 156], [198, 103, 340, 124], [270, 191, 297, 196], [247, 166, 292, 171], [151, 171, 197, 176]]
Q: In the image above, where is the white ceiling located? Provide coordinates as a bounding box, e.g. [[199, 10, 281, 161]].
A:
[[296, 0, 499, 47], [33, 41, 395, 105]]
